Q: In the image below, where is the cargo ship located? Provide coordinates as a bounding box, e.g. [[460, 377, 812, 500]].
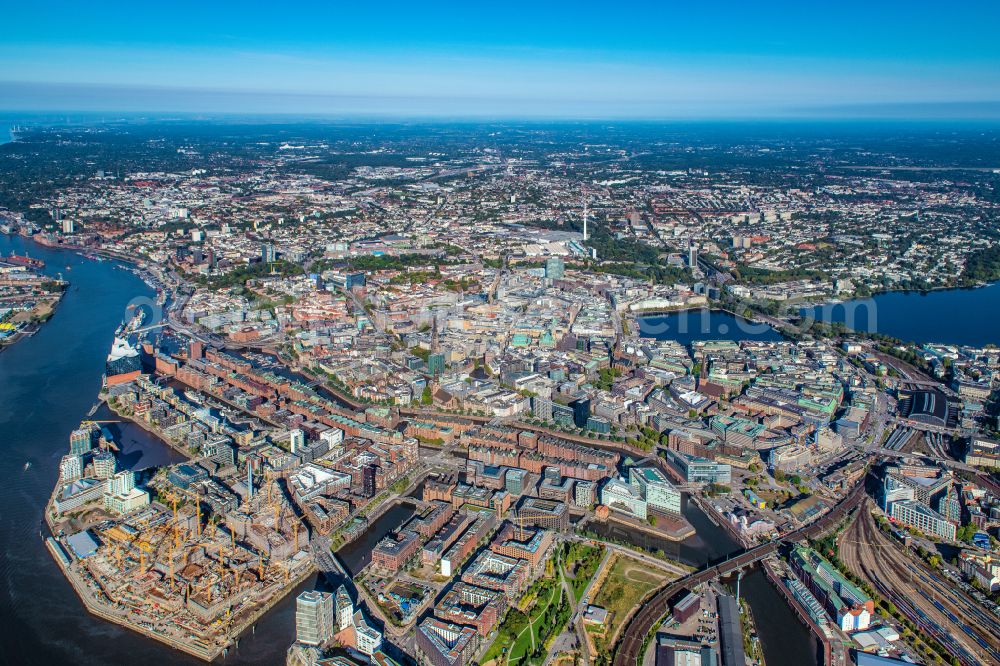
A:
[[4, 252, 44, 268]]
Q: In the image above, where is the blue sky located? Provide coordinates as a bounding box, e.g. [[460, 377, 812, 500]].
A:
[[2, 1, 1000, 118]]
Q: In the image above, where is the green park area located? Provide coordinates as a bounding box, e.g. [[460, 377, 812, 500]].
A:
[[482, 558, 572, 665], [559, 541, 604, 602]]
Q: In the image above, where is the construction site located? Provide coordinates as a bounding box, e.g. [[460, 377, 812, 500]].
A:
[[46, 453, 313, 661]]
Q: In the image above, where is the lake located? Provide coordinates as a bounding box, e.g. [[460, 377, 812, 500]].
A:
[[638, 309, 784, 345], [808, 282, 1000, 347]]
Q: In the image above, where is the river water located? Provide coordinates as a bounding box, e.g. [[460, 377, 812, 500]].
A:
[[0, 234, 311, 665], [637, 289, 1000, 349], [337, 501, 417, 576], [587, 495, 819, 666]]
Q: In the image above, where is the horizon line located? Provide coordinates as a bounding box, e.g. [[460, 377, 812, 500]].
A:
[[3, 81, 1000, 122]]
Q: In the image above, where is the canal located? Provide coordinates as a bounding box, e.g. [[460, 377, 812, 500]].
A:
[[0, 234, 306, 665], [337, 501, 418, 576], [587, 495, 819, 666]]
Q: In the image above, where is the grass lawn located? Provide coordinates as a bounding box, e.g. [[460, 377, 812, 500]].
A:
[[509, 576, 563, 664], [560, 542, 604, 603], [592, 554, 668, 639], [483, 551, 576, 666], [482, 576, 561, 665]]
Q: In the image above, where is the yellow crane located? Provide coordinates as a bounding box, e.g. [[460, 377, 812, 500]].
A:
[[138, 541, 153, 572], [167, 544, 176, 592], [215, 544, 225, 580], [162, 489, 180, 523], [196, 577, 213, 603]]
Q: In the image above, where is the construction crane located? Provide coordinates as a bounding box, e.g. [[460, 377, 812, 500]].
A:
[[265, 469, 276, 504], [162, 489, 180, 523], [167, 544, 176, 592], [213, 544, 225, 580], [197, 577, 213, 603], [138, 541, 153, 572]]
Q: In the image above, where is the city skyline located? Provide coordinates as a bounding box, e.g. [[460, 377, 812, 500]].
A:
[[4, 5, 1000, 665], [3, 1, 1000, 118]]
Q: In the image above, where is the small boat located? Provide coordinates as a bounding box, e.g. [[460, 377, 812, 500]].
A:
[[23, 462, 31, 471]]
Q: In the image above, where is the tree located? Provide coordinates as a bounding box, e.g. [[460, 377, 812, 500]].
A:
[[420, 385, 433, 405]]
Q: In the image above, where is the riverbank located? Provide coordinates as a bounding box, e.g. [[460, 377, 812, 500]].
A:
[[104, 397, 195, 462], [689, 494, 752, 548], [0, 249, 68, 350], [592, 511, 696, 542], [43, 536, 220, 661]]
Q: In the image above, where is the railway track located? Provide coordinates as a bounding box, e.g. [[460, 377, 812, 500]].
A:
[[612, 482, 865, 666], [840, 505, 1000, 665]]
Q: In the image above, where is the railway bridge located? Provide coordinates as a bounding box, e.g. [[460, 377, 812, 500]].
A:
[[613, 482, 867, 666]]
